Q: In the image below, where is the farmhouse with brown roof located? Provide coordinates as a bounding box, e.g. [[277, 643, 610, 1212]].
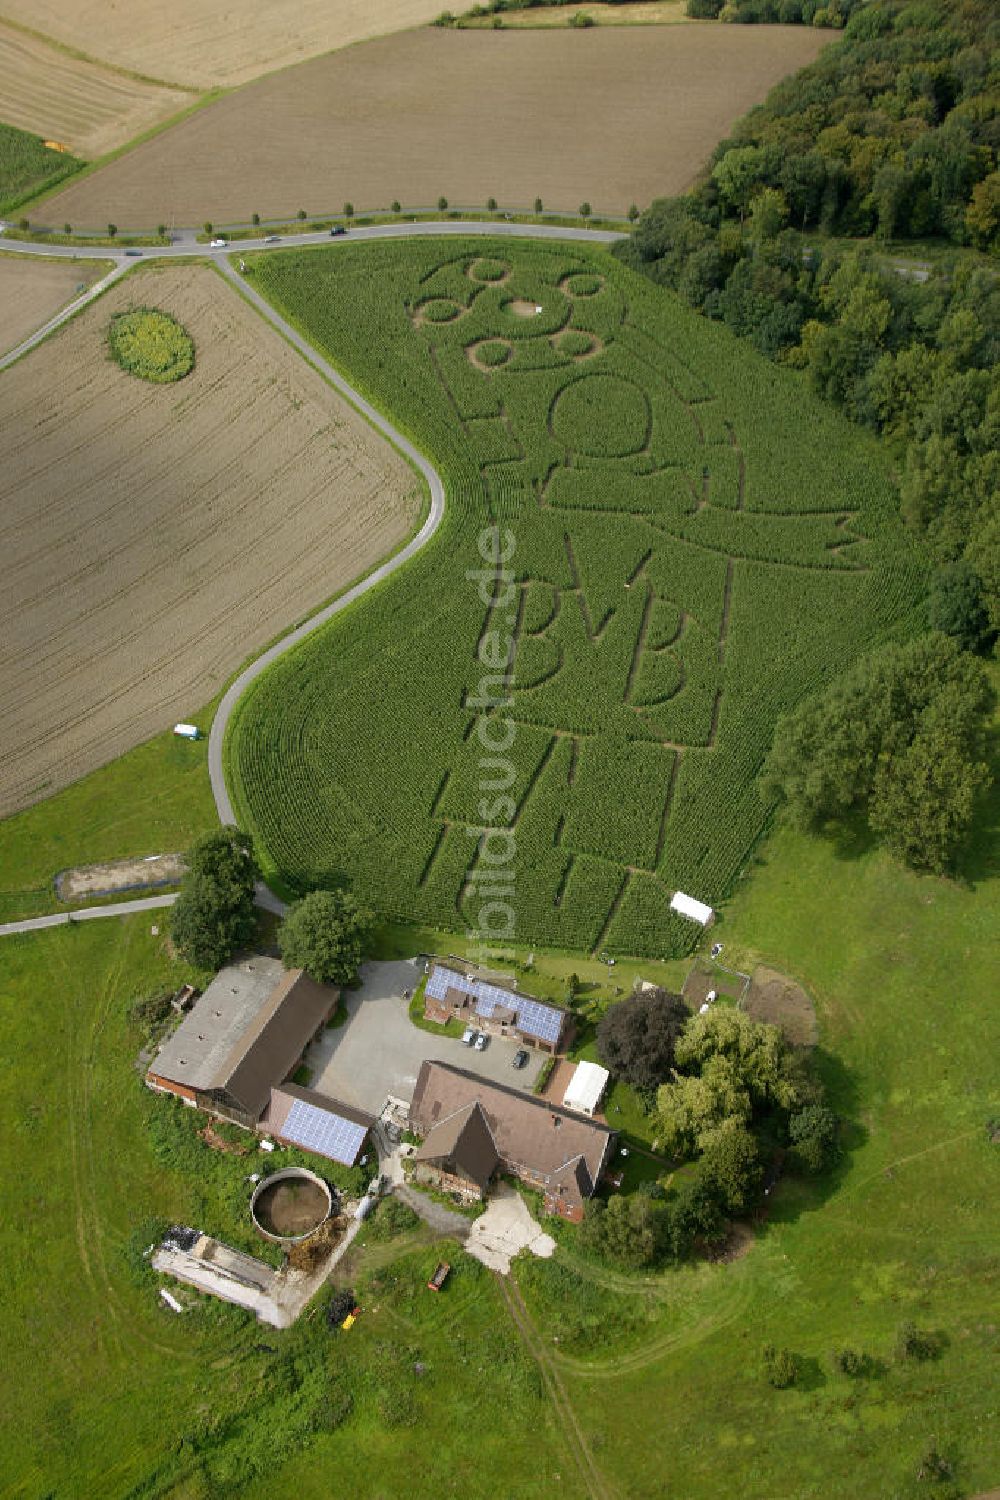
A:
[[409, 1060, 616, 1221]]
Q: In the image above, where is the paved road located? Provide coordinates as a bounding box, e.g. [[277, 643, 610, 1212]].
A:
[[0, 219, 623, 264], [0, 892, 177, 937], [0, 259, 130, 374], [1, 219, 625, 922]]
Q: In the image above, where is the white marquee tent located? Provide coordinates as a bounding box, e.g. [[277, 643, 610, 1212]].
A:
[[562, 1060, 610, 1118], [670, 890, 715, 927]]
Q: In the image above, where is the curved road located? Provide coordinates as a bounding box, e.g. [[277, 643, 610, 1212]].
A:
[[0, 219, 625, 929]]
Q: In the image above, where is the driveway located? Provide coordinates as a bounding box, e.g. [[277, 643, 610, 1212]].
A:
[[304, 958, 546, 1115], [465, 1183, 556, 1275]]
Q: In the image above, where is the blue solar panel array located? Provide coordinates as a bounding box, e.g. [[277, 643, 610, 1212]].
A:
[[426, 965, 563, 1045], [281, 1098, 367, 1165]]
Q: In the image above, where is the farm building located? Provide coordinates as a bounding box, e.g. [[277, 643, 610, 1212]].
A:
[[562, 1060, 610, 1118], [263, 1083, 373, 1168], [409, 1060, 615, 1222], [423, 961, 570, 1054], [146, 956, 343, 1131]]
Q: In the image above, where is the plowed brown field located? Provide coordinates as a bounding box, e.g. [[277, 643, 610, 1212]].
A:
[[0, 21, 196, 158], [0, 254, 109, 355], [44, 25, 831, 229], [0, 0, 446, 90], [0, 264, 420, 817]]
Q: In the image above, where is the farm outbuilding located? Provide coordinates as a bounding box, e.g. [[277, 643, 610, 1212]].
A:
[[264, 1083, 373, 1167], [561, 1060, 610, 1118], [146, 956, 339, 1128], [670, 891, 715, 927]]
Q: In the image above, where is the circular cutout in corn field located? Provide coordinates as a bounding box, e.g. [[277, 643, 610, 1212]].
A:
[[557, 330, 596, 358], [562, 273, 603, 297], [420, 298, 463, 323], [107, 307, 194, 383], [472, 338, 513, 368], [551, 373, 649, 457], [469, 258, 509, 283]]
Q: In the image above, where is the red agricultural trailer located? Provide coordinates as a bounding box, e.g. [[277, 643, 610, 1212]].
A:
[[427, 1261, 451, 1292]]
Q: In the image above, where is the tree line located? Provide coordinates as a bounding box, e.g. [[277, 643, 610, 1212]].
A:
[[619, 0, 997, 873]]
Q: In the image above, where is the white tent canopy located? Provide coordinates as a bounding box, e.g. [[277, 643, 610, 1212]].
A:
[[670, 891, 715, 927], [562, 1060, 610, 1118]]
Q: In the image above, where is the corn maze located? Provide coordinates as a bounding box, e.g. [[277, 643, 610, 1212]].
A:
[[227, 240, 923, 958]]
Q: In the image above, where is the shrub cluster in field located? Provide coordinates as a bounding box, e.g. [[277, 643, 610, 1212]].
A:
[[228, 239, 919, 958], [108, 307, 195, 383]]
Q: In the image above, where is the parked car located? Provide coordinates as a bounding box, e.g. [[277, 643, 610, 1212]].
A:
[[330, 225, 347, 236], [474, 1032, 488, 1051], [210, 237, 227, 247], [462, 1026, 476, 1046], [512, 1049, 529, 1070]]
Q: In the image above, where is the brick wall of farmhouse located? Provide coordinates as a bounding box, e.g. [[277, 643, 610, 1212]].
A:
[[544, 1191, 585, 1224], [413, 1163, 484, 1202], [146, 1073, 197, 1103]]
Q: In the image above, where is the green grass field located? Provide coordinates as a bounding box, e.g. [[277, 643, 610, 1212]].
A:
[[0, 916, 558, 1497], [1, 681, 995, 1497], [0, 719, 216, 922], [226, 238, 924, 959], [0, 123, 82, 215], [258, 667, 1000, 1499]]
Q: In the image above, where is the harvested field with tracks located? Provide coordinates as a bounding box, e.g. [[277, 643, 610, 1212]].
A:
[[0, 22, 195, 159], [0, 0, 446, 90], [44, 25, 831, 228], [0, 263, 419, 818], [0, 254, 108, 354]]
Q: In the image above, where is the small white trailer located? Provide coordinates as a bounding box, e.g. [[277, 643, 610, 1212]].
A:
[[173, 723, 200, 741]]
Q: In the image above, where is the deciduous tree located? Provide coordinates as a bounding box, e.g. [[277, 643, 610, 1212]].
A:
[[278, 889, 374, 986], [170, 827, 259, 971], [596, 987, 688, 1091], [698, 1117, 763, 1215]]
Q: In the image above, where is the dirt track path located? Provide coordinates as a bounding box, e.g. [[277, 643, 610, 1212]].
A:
[[496, 1270, 617, 1500]]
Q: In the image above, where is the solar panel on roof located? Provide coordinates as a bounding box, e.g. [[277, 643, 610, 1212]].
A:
[[281, 1098, 367, 1165], [427, 964, 563, 1044], [516, 997, 563, 1043]]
